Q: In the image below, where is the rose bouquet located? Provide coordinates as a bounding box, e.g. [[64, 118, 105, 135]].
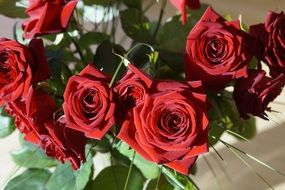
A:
[[0, 0, 284, 189]]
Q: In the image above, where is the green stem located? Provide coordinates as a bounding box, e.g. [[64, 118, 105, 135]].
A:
[[108, 43, 154, 88], [218, 139, 285, 176], [162, 167, 185, 190], [209, 143, 224, 161], [153, 0, 167, 38], [66, 33, 87, 65], [109, 60, 124, 88], [154, 166, 163, 190], [123, 151, 136, 190], [220, 140, 274, 190]]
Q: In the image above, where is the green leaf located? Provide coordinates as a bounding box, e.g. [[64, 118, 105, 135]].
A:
[[4, 168, 51, 190], [46, 145, 93, 190], [117, 142, 160, 179], [224, 14, 233, 21], [0, 0, 26, 18], [162, 168, 198, 190], [147, 175, 173, 190], [60, 63, 73, 85], [156, 64, 184, 81], [74, 144, 94, 190], [46, 163, 75, 190], [46, 49, 63, 79], [249, 56, 259, 69], [123, 0, 142, 10], [208, 92, 257, 141], [127, 44, 154, 68], [120, 8, 155, 43], [0, 108, 15, 138], [91, 137, 112, 153], [78, 32, 110, 48], [11, 143, 58, 168], [93, 40, 126, 76], [208, 121, 226, 145], [228, 116, 256, 140], [162, 168, 185, 190], [157, 6, 206, 53], [159, 50, 184, 73], [86, 165, 145, 190]]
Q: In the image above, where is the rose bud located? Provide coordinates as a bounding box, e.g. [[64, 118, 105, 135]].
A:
[[0, 39, 50, 105], [63, 64, 116, 140], [114, 64, 152, 124], [42, 116, 86, 170], [233, 69, 285, 120], [250, 11, 285, 77], [22, 0, 78, 39], [184, 7, 253, 91], [5, 87, 57, 144], [118, 64, 208, 175], [170, 0, 201, 24]]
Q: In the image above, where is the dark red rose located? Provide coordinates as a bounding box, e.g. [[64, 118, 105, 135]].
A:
[[0, 39, 50, 105], [5, 87, 57, 144], [170, 0, 201, 24], [114, 64, 152, 123], [250, 11, 285, 77], [63, 64, 116, 140], [184, 7, 253, 91], [233, 69, 285, 120], [22, 0, 78, 39], [42, 116, 86, 169], [118, 64, 208, 175]]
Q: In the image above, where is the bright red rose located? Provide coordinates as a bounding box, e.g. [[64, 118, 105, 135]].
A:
[[114, 64, 152, 123], [22, 0, 78, 39], [170, 0, 201, 24], [0, 39, 50, 105], [184, 7, 253, 91], [5, 87, 57, 144], [118, 64, 208, 175], [250, 11, 285, 77], [42, 116, 86, 169], [63, 64, 116, 140], [233, 70, 285, 120]]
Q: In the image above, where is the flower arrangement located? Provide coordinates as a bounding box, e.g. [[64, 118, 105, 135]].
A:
[[0, 0, 284, 189]]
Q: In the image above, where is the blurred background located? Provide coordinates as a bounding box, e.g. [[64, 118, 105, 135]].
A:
[[1, 0, 285, 189]]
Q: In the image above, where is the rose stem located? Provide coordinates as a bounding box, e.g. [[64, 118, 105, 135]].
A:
[[123, 151, 136, 190], [153, 0, 167, 38]]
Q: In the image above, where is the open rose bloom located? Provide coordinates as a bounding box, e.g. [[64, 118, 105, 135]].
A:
[[22, 0, 78, 38], [1, 1, 285, 189], [117, 64, 208, 175]]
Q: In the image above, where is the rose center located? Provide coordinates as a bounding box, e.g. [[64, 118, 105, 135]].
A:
[[0, 52, 13, 84], [121, 85, 144, 109], [81, 90, 100, 118], [204, 38, 226, 64], [159, 111, 184, 134]]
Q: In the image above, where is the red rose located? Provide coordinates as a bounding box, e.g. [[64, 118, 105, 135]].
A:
[[0, 39, 50, 105], [63, 64, 116, 139], [184, 7, 252, 91], [250, 11, 285, 77], [118, 64, 208, 175], [170, 0, 201, 24], [233, 70, 285, 120], [114, 64, 152, 123], [22, 0, 78, 39], [42, 116, 86, 169], [5, 87, 57, 144]]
